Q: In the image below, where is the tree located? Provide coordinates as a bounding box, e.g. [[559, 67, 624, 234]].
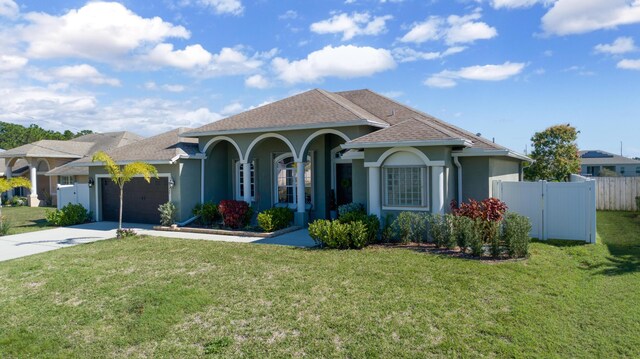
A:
[[0, 177, 32, 235], [524, 124, 581, 182], [91, 151, 158, 236], [0, 121, 93, 150]]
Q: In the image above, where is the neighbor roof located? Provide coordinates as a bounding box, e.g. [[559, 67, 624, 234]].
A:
[[579, 150, 640, 166], [184, 88, 507, 152], [74, 128, 200, 166], [0, 131, 143, 160]]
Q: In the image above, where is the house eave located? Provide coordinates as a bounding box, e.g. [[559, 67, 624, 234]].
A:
[[77, 160, 176, 167], [342, 139, 472, 149], [181, 119, 389, 138], [0, 154, 83, 159], [452, 149, 532, 162]]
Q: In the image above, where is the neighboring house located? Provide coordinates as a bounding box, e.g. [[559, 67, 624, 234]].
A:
[[85, 89, 530, 226], [579, 150, 640, 177], [0, 132, 143, 207]]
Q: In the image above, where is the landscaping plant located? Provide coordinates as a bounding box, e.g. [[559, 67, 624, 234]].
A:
[[338, 202, 365, 217], [0, 177, 31, 235], [338, 211, 381, 244], [390, 211, 429, 243], [192, 202, 219, 226], [218, 200, 253, 229], [452, 215, 474, 251], [0, 216, 11, 236], [158, 202, 177, 226], [501, 213, 532, 258], [116, 228, 137, 238], [45, 203, 91, 226], [92, 151, 158, 236], [257, 207, 293, 232], [429, 214, 456, 249], [308, 219, 368, 249]]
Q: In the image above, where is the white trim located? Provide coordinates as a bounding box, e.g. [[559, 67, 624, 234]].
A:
[[94, 173, 173, 222], [382, 166, 430, 210], [245, 133, 298, 163], [202, 136, 243, 159], [452, 149, 532, 162], [182, 120, 388, 138], [453, 156, 463, 206], [365, 147, 443, 168], [343, 139, 471, 149], [341, 149, 364, 160], [80, 160, 173, 167], [234, 160, 256, 202], [299, 129, 351, 162], [200, 158, 205, 204], [381, 206, 431, 212], [273, 152, 313, 209]]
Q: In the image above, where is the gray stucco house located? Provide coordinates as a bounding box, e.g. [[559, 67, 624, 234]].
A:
[[84, 89, 530, 225], [579, 150, 640, 177]]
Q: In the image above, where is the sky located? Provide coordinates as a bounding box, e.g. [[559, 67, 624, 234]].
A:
[[0, 0, 639, 157]]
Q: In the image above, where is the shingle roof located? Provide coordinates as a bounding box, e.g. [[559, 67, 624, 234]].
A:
[[579, 150, 640, 165], [184, 89, 387, 136], [347, 118, 467, 145], [0, 131, 143, 159], [73, 128, 199, 165]]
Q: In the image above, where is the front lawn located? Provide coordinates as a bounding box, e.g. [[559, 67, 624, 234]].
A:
[[0, 212, 638, 357], [1, 206, 55, 235]]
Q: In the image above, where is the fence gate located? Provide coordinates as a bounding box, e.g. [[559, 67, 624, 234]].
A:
[[492, 176, 596, 243], [57, 183, 90, 211]]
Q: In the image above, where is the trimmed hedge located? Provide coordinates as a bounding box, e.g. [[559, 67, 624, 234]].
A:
[[192, 202, 219, 226], [257, 207, 293, 232], [501, 213, 532, 258], [308, 219, 368, 249], [218, 200, 253, 229], [338, 211, 381, 244], [46, 204, 91, 227]]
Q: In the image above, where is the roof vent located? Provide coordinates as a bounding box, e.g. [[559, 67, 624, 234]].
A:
[[476, 133, 481, 137], [387, 109, 395, 117]]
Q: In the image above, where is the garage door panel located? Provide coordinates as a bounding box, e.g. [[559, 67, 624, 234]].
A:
[[101, 178, 168, 224]]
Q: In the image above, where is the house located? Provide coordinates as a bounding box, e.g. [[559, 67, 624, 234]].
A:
[[86, 89, 530, 226], [579, 150, 640, 177], [0, 132, 143, 206]]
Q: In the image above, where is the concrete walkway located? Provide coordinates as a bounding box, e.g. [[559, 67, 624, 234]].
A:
[[0, 222, 315, 262]]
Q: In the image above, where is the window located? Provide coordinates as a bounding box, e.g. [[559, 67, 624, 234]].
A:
[[274, 154, 312, 206], [621, 167, 626, 175], [235, 161, 255, 201], [384, 167, 427, 208], [636, 167, 640, 174], [58, 176, 74, 185]]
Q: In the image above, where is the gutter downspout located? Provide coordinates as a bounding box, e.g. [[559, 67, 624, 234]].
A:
[[200, 157, 205, 204], [453, 155, 463, 207], [177, 216, 199, 227]]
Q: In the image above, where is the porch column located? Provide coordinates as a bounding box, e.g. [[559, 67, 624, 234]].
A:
[[5, 164, 13, 200], [28, 161, 38, 207], [431, 165, 445, 215], [242, 161, 252, 204], [294, 161, 308, 226], [368, 166, 381, 218]]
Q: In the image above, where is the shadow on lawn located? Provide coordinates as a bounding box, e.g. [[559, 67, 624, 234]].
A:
[[587, 212, 640, 276]]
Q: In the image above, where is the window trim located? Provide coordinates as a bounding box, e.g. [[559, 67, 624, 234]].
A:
[[273, 152, 313, 209], [234, 160, 256, 201], [58, 175, 75, 185], [382, 165, 429, 210]]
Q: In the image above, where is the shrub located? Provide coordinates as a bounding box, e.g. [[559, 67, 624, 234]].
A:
[[339, 211, 380, 244], [116, 228, 137, 239], [429, 214, 457, 249], [218, 200, 253, 229], [257, 207, 293, 232], [46, 203, 91, 226], [636, 196, 640, 212], [308, 219, 368, 249], [502, 213, 532, 258], [452, 198, 508, 222], [468, 219, 485, 257], [192, 202, 219, 226], [158, 202, 177, 226], [8, 196, 27, 207], [338, 202, 365, 217], [390, 212, 429, 244], [487, 220, 502, 257], [452, 215, 475, 251], [0, 216, 11, 236]]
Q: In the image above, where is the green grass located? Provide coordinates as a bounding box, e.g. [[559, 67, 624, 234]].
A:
[[1, 206, 56, 235], [0, 212, 639, 357]]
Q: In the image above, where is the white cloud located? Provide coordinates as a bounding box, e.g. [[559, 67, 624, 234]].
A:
[[400, 11, 497, 45], [198, 47, 276, 77], [279, 10, 298, 20], [197, 0, 243, 15], [490, 0, 552, 9], [310, 12, 393, 40], [617, 58, 640, 70], [0, 55, 28, 72], [144, 82, 185, 92], [425, 62, 526, 88], [272, 45, 396, 84], [245, 74, 270, 89], [0, 0, 18, 18], [142, 43, 212, 69], [594, 37, 636, 54], [542, 0, 640, 35], [221, 102, 244, 115], [392, 46, 466, 62], [22, 1, 189, 61], [52, 64, 120, 86]]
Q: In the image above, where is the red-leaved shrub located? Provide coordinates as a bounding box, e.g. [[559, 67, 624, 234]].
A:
[[218, 200, 253, 229], [451, 198, 508, 222]]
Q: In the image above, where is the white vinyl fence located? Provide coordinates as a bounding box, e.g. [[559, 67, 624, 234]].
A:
[[595, 177, 640, 211], [492, 175, 596, 243], [57, 184, 90, 211]]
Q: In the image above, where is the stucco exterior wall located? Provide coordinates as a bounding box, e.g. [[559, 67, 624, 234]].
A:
[[488, 157, 521, 197], [459, 157, 490, 202]]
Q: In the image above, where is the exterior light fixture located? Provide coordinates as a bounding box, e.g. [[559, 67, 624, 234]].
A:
[[88, 178, 95, 188]]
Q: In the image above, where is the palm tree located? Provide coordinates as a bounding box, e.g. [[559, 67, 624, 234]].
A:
[[0, 177, 32, 234], [92, 151, 158, 236]]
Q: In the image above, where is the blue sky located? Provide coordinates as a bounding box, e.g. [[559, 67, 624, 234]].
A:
[[1, 0, 639, 156]]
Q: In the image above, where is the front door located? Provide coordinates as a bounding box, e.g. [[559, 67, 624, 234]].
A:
[[336, 163, 353, 206]]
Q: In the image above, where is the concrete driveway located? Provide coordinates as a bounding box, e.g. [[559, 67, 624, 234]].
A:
[[0, 222, 315, 262]]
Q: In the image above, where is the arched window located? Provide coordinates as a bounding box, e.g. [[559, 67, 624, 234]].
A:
[[274, 153, 312, 207], [382, 151, 429, 210]]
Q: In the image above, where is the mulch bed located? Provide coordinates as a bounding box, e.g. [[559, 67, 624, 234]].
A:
[[370, 242, 527, 263]]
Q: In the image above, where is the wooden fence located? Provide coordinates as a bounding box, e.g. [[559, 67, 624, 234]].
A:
[[595, 177, 640, 211]]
